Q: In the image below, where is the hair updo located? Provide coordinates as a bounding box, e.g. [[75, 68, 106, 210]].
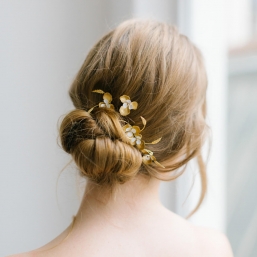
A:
[[59, 19, 208, 211], [60, 108, 142, 185]]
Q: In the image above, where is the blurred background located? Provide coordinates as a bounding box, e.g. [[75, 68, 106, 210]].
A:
[[0, 0, 256, 256]]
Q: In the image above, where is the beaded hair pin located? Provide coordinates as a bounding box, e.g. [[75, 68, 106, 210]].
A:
[[88, 90, 165, 168]]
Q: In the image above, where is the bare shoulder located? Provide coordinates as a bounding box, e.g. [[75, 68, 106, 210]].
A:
[[192, 225, 234, 257], [158, 210, 234, 257], [6, 224, 72, 257], [7, 252, 37, 257]]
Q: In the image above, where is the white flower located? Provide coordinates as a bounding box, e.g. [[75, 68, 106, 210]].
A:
[[123, 124, 144, 149], [122, 99, 134, 109], [145, 155, 151, 160], [119, 95, 138, 116], [135, 135, 142, 145], [94, 91, 114, 109], [100, 99, 111, 108]]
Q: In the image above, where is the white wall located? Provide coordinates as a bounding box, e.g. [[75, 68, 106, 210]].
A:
[[0, 1, 108, 255], [227, 0, 252, 49]]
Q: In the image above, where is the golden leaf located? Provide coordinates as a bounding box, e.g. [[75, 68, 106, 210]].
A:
[[122, 124, 131, 131], [87, 105, 98, 113], [154, 160, 165, 168], [141, 149, 149, 155], [140, 116, 147, 131], [146, 137, 162, 145], [143, 149, 153, 155], [92, 89, 105, 94]]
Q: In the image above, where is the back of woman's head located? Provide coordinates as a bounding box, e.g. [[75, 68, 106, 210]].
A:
[[59, 19, 208, 211]]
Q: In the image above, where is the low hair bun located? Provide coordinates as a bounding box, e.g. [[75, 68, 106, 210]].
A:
[[59, 108, 143, 185]]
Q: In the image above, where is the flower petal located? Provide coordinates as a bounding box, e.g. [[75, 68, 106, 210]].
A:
[[119, 106, 130, 116], [136, 139, 141, 145], [122, 124, 131, 131], [151, 155, 156, 162], [109, 104, 115, 110], [129, 101, 138, 110], [132, 126, 141, 135], [120, 95, 130, 103], [99, 102, 106, 107], [126, 131, 133, 138], [136, 140, 145, 150], [130, 137, 136, 142], [103, 92, 112, 102], [130, 137, 137, 145], [142, 155, 152, 165]]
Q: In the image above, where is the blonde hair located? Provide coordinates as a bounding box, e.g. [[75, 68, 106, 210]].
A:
[[59, 19, 208, 214]]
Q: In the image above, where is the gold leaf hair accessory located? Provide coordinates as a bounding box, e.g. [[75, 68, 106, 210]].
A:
[[92, 90, 114, 109], [118, 98, 165, 169], [89, 90, 165, 168], [122, 118, 164, 168], [119, 95, 138, 116], [122, 116, 146, 150]]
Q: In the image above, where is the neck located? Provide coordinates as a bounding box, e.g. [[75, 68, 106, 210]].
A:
[[74, 175, 163, 227]]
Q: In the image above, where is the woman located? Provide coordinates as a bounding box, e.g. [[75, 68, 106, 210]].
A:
[[11, 19, 233, 257]]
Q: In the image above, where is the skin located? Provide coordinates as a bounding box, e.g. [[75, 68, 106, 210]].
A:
[[9, 175, 234, 257]]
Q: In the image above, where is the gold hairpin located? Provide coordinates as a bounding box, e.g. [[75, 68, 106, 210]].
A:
[[89, 90, 165, 168], [87, 90, 114, 113], [119, 95, 138, 116], [118, 96, 164, 168], [122, 117, 164, 168]]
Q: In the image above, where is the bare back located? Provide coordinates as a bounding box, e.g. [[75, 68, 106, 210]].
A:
[[11, 206, 233, 257]]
